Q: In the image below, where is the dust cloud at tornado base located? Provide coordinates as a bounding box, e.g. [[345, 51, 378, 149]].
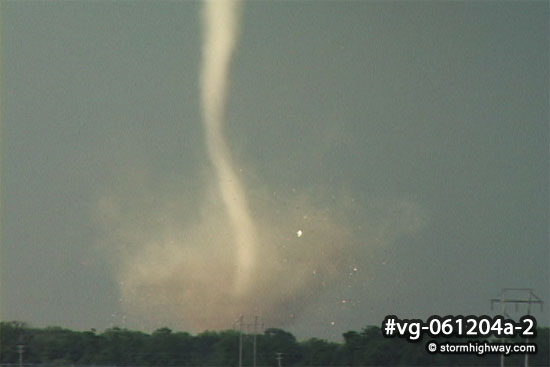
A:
[[96, 177, 427, 331]]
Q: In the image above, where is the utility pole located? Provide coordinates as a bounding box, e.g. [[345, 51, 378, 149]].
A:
[[491, 288, 543, 367], [275, 352, 283, 367], [253, 316, 258, 367], [238, 316, 244, 367], [16, 344, 24, 367], [235, 315, 264, 367]]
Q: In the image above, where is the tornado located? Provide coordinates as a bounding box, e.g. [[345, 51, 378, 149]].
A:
[[199, 0, 257, 295], [98, 0, 427, 332]]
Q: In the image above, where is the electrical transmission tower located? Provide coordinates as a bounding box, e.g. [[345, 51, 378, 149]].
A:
[[234, 315, 264, 367], [490, 288, 543, 367]]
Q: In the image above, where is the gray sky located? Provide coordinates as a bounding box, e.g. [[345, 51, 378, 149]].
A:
[[1, 1, 548, 341]]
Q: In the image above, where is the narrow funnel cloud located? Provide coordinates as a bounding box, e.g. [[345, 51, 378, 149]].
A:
[[200, 0, 257, 295]]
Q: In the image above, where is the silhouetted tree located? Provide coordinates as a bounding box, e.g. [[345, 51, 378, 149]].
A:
[[0, 321, 548, 366]]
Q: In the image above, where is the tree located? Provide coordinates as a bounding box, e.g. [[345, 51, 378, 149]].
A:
[[299, 338, 339, 365], [258, 328, 301, 366], [96, 327, 148, 366], [192, 330, 220, 365], [0, 321, 546, 366], [0, 321, 29, 363]]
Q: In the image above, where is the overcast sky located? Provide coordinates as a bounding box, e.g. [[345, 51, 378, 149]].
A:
[[1, 1, 548, 341]]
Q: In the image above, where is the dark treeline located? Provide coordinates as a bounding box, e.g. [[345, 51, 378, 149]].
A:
[[0, 321, 548, 366]]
